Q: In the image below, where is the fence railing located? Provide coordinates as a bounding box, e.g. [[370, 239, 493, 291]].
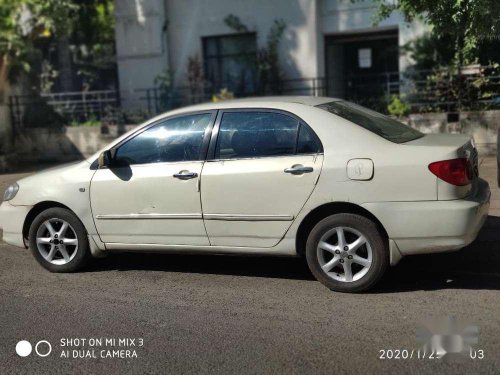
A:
[[42, 90, 119, 118], [134, 67, 500, 116], [8, 90, 120, 134], [402, 66, 500, 112], [8, 66, 500, 132], [134, 77, 328, 117]]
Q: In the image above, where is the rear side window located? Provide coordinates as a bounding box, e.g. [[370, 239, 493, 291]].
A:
[[297, 124, 321, 154], [215, 112, 321, 159], [115, 113, 212, 165], [317, 101, 423, 144]]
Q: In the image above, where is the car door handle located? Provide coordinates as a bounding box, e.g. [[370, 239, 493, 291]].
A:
[[284, 165, 314, 175], [173, 171, 198, 180]]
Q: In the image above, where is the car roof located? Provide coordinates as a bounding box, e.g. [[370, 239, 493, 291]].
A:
[[216, 96, 339, 106], [165, 96, 340, 115]]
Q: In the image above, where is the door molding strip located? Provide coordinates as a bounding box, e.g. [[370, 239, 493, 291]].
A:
[[203, 214, 294, 221], [95, 213, 202, 220], [95, 213, 294, 221]]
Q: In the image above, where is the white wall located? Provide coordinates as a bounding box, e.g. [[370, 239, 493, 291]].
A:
[[165, 0, 320, 86], [114, 0, 429, 104], [115, 0, 169, 107]]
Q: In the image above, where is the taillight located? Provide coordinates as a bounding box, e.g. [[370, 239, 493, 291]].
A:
[[428, 158, 472, 186]]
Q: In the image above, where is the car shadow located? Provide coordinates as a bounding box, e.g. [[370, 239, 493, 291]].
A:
[[87, 252, 315, 281], [85, 215, 500, 292]]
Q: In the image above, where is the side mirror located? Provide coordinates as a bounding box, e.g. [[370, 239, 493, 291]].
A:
[[98, 150, 112, 169]]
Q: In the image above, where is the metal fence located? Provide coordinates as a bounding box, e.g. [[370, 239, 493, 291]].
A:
[[133, 77, 328, 117], [8, 90, 119, 134], [402, 66, 500, 112], [134, 67, 500, 116], [8, 66, 500, 132]]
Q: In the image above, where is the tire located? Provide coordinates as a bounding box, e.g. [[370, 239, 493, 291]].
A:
[[305, 213, 388, 293], [29, 207, 91, 272]]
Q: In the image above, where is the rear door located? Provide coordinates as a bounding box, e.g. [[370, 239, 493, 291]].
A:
[[201, 110, 323, 247]]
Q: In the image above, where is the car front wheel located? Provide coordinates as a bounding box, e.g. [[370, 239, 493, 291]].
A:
[[305, 213, 388, 293], [29, 207, 91, 272]]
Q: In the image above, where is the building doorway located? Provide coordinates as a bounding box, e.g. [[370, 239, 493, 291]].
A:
[[325, 28, 399, 111]]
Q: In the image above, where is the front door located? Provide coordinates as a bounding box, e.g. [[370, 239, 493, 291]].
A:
[[90, 112, 215, 245], [201, 110, 323, 247]]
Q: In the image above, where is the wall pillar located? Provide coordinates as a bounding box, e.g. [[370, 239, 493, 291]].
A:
[[114, 0, 169, 108]]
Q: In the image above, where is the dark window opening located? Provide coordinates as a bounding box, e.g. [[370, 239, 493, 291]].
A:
[[325, 29, 399, 112], [203, 33, 257, 96]]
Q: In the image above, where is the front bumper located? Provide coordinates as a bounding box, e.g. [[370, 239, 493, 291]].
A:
[[0, 201, 31, 248], [363, 178, 491, 255]]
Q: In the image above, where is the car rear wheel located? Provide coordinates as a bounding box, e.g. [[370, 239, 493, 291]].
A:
[[29, 207, 91, 272], [305, 213, 388, 293]]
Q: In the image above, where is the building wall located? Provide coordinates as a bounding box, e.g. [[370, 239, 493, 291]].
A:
[[114, 0, 429, 105], [320, 0, 427, 74], [114, 0, 169, 107], [165, 0, 320, 86]]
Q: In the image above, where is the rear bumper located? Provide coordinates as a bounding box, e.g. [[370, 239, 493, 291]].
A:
[[0, 201, 31, 248], [362, 178, 491, 255]]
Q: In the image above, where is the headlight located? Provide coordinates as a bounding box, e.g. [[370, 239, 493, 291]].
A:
[[3, 183, 19, 201]]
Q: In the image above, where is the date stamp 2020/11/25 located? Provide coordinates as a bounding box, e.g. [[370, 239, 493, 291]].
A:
[[378, 348, 485, 360], [379, 316, 485, 360]]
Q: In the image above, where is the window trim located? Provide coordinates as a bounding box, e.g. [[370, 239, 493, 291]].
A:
[[206, 108, 323, 161]]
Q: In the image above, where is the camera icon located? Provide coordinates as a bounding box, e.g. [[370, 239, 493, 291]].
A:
[[16, 340, 52, 357]]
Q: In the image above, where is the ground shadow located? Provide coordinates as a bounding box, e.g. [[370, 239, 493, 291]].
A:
[[85, 215, 500, 292], [87, 252, 315, 281]]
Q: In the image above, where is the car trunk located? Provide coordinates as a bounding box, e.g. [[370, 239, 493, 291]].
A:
[[404, 133, 478, 200]]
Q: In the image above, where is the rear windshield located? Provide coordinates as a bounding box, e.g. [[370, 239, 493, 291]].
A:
[[317, 101, 423, 144]]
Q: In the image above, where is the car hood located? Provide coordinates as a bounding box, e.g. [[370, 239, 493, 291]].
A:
[[16, 160, 88, 185], [10, 160, 95, 206]]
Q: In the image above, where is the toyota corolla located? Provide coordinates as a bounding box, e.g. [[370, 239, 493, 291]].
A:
[[0, 97, 491, 292]]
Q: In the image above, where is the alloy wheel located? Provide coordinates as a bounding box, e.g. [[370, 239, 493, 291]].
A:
[[316, 226, 372, 282], [35, 219, 79, 265]]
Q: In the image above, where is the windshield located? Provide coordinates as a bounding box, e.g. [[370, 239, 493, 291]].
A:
[[317, 101, 423, 144]]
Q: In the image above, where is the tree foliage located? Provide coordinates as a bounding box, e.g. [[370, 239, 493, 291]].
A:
[[0, 0, 78, 83], [369, 0, 500, 66], [0, 0, 114, 96]]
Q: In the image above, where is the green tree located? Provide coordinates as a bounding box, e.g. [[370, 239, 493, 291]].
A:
[[71, 0, 116, 91], [369, 0, 500, 111], [0, 0, 78, 98], [369, 0, 500, 68]]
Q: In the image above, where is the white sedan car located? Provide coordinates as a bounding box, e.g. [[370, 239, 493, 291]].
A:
[[0, 97, 491, 292]]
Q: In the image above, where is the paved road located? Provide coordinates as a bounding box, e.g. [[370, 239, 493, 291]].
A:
[[0, 159, 499, 374]]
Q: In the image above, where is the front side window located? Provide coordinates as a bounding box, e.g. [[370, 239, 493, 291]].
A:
[[115, 113, 212, 165], [317, 100, 423, 144], [215, 112, 321, 159]]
